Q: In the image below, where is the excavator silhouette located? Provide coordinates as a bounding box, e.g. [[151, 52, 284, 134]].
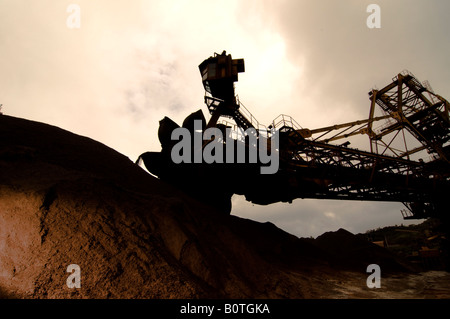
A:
[[137, 51, 449, 224]]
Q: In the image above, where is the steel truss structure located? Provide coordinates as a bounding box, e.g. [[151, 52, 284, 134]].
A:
[[200, 54, 449, 219], [139, 52, 449, 219]]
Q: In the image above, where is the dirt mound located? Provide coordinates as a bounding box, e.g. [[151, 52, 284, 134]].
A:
[[315, 228, 416, 273], [0, 115, 420, 298]]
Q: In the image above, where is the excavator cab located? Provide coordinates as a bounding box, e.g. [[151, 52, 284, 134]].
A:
[[199, 51, 245, 106]]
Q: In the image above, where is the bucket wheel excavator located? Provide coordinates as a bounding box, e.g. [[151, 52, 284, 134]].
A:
[[137, 51, 450, 222]]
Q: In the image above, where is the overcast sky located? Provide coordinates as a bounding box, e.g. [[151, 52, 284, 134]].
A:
[[1, 0, 449, 237]]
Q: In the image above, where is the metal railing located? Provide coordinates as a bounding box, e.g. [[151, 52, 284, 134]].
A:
[[235, 96, 265, 130], [271, 114, 303, 132]]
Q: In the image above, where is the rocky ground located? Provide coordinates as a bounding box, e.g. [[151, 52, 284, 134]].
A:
[[1, 114, 449, 299]]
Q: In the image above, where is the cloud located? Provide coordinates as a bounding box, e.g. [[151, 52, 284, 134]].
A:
[[247, 0, 450, 127], [323, 211, 336, 219], [232, 195, 418, 238], [1, 0, 447, 237]]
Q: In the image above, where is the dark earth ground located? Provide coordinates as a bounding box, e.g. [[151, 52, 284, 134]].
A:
[[1, 114, 449, 299]]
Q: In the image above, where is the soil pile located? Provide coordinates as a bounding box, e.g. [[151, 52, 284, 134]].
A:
[[0, 115, 435, 299], [314, 228, 416, 273]]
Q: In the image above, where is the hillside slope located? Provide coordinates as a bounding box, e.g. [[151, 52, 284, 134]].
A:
[[0, 114, 433, 299]]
